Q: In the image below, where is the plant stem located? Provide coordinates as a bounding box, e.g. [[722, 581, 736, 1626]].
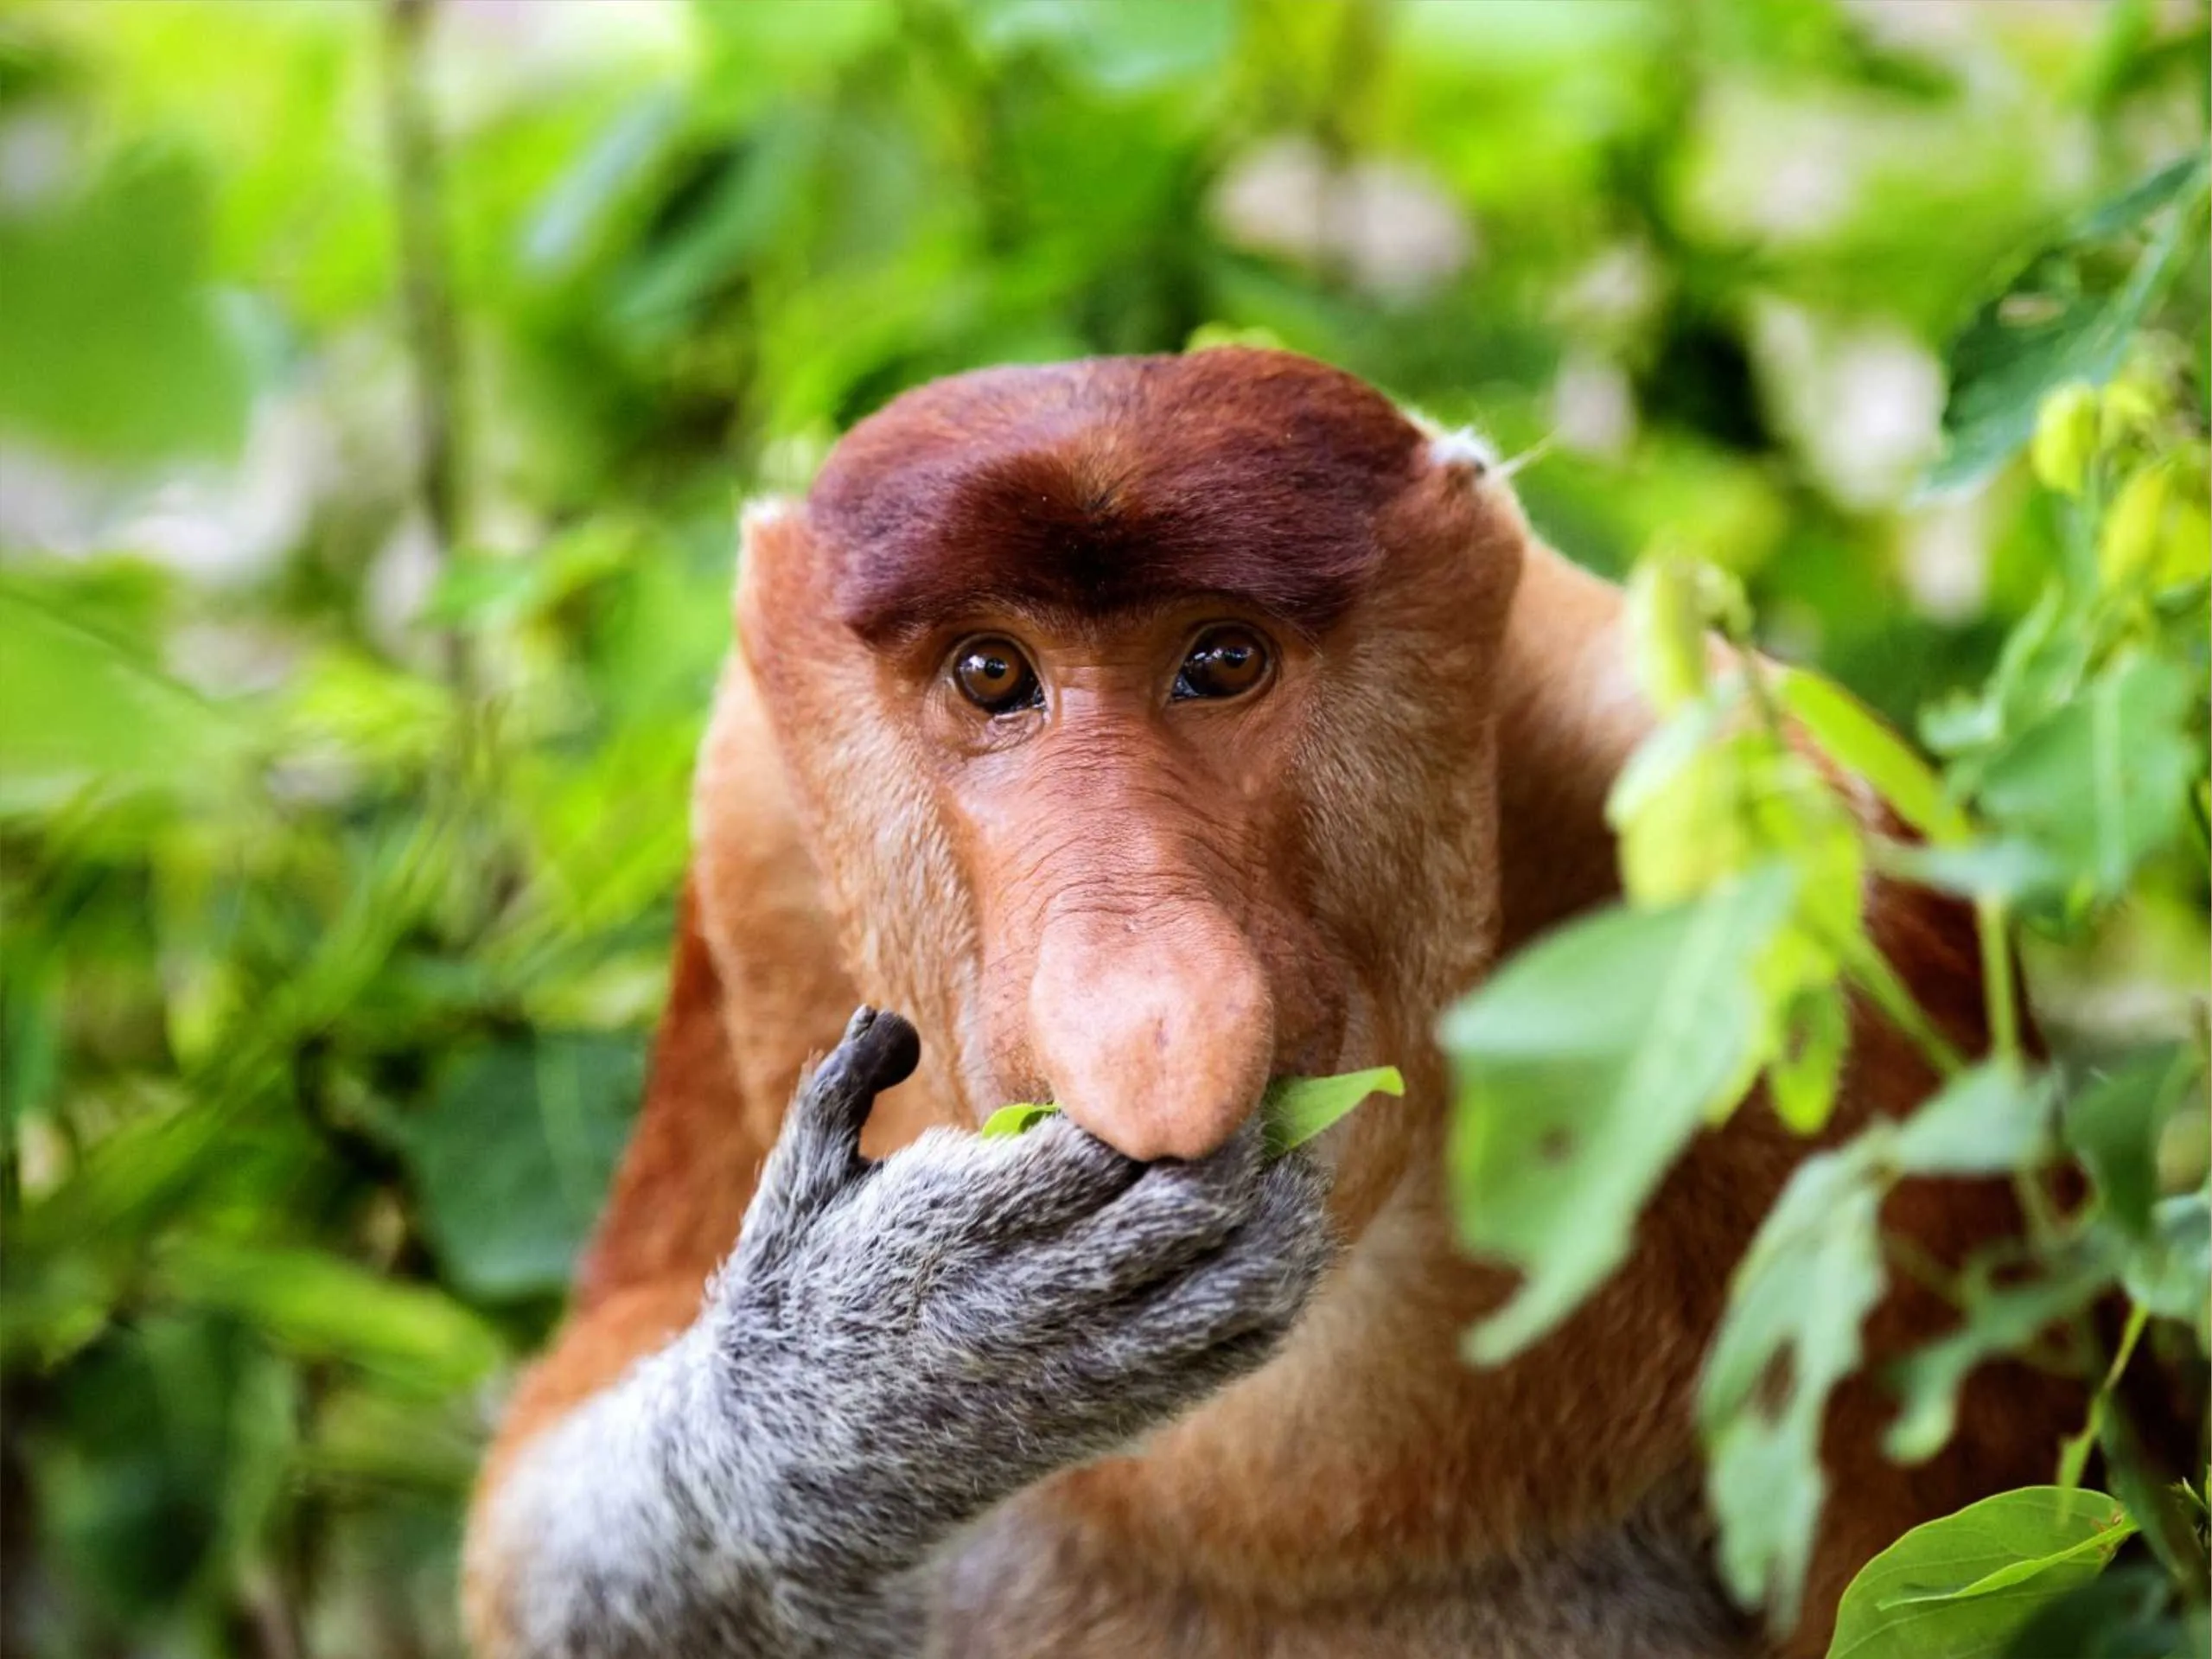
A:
[[2056, 1301, 2150, 1489], [1839, 930, 1966, 1079], [1975, 893, 2021, 1063], [381, 0, 471, 691]]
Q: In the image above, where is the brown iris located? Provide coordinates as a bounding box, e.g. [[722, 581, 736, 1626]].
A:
[[1175, 625, 1270, 701], [952, 638, 1042, 714]]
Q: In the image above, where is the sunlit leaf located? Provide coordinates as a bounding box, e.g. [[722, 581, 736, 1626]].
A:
[[0, 584, 242, 812], [1260, 1066, 1404, 1158], [1826, 1487, 2131, 1658], [1777, 667, 1967, 844], [1769, 982, 1849, 1133], [2099, 462, 2175, 588], [0, 149, 253, 459]]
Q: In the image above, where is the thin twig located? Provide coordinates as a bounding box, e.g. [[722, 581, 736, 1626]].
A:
[[381, 0, 471, 689], [2057, 1301, 2150, 1488]]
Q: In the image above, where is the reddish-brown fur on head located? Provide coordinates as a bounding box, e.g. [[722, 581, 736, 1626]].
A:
[[741, 348, 1524, 1167], [812, 353, 1426, 644]]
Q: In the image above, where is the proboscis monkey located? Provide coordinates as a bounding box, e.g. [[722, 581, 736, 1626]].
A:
[[462, 350, 2080, 1657]]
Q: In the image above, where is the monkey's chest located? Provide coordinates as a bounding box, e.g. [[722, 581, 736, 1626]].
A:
[[924, 1501, 1760, 1659]]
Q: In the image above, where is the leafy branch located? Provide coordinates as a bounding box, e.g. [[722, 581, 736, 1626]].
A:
[[1440, 148, 2212, 1654]]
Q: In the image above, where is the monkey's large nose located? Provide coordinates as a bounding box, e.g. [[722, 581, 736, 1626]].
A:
[[1026, 906, 1275, 1162]]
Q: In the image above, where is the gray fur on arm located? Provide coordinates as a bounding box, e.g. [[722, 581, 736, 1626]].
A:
[[473, 1007, 1336, 1657]]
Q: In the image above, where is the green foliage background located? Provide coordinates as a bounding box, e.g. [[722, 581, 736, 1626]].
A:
[[0, 3, 2204, 1656]]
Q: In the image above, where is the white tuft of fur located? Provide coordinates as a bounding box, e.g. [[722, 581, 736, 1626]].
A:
[[1425, 425, 1500, 475], [738, 494, 797, 552], [1399, 405, 1501, 480]]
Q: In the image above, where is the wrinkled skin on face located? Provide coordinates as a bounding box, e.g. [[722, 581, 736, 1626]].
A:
[[738, 350, 1522, 1209]]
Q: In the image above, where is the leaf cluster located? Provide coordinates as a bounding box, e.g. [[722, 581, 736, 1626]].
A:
[[1440, 151, 2211, 1656]]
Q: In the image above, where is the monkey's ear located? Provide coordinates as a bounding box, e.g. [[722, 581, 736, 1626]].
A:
[[737, 494, 801, 550], [1372, 416, 1529, 627], [733, 495, 816, 652], [1401, 408, 1501, 485]]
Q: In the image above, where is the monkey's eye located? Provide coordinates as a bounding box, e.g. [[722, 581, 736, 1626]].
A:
[[1174, 626, 1271, 701], [951, 638, 1043, 715]]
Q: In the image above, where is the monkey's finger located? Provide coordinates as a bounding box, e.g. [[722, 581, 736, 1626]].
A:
[[853, 1117, 1140, 1279], [805, 1005, 921, 1136], [761, 1006, 922, 1224], [987, 1120, 1271, 1318], [961, 1114, 1144, 1240], [1103, 1156, 1335, 1375], [829, 1005, 924, 1101]]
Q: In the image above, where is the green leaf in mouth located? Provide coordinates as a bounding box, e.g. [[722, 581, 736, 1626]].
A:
[[978, 1067, 1406, 1154]]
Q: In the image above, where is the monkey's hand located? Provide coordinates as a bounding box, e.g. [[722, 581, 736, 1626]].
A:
[[474, 1006, 1334, 1659], [719, 1006, 1335, 1591]]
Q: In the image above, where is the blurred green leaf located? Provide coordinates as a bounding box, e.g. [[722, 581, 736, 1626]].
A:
[[975, 0, 1236, 93], [2065, 1046, 2200, 1243], [403, 1033, 644, 1303], [1884, 1246, 2112, 1464], [524, 88, 686, 275], [1998, 1564, 2196, 1659], [1890, 1062, 2056, 1176], [35, 1318, 272, 1622], [0, 148, 252, 460], [0, 583, 242, 812], [2121, 1186, 2211, 1344], [1930, 151, 2209, 491], [1919, 586, 2089, 784], [1704, 1139, 1887, 1623], [1443, 865, 1796, 1362], [156, 1239, 503, 1389], [1975, 651, 2196, 903]]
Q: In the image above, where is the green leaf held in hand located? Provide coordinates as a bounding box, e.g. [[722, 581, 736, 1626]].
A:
[[979, 1101, 1061, 1139], [977, 1068, 1405, 1152], [1260, 1068, 1405, 1158]]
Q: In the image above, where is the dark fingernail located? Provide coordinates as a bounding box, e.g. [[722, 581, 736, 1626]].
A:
[[847, 1007, 921, 1093]]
